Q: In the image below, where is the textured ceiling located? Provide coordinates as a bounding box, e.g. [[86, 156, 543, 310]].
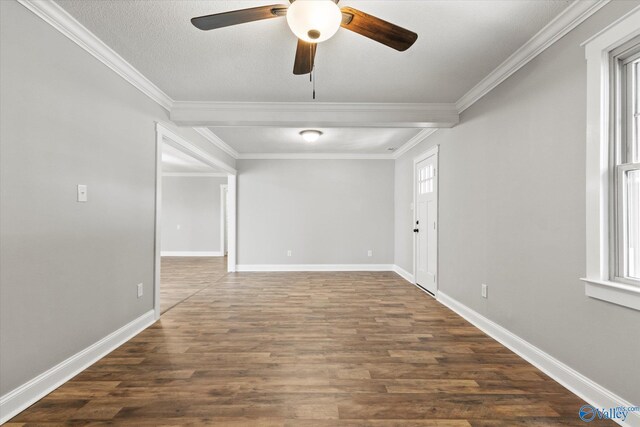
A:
[[210, 127, 422, 154], [55, 0, 572, 103]]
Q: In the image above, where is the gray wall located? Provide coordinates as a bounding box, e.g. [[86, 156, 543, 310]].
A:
[[394, 1, 640, 404], [3, 0, 638, 410], [161, 176, 226, 253], [237, 159, 394, 265], [0, 1, 234, 395]]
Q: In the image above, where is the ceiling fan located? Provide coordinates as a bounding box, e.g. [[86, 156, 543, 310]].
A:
[[191, 0, 418, 75]]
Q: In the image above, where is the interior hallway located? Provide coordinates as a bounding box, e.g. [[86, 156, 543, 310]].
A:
[[7, 265, 615, 426], [160, 256, 228, 314]]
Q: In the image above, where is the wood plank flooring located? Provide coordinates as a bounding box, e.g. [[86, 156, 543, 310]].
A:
[[8, 267, 615, 426], [160, 256, 227, 314]]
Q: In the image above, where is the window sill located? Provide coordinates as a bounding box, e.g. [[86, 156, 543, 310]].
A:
[[581, 278, 640, 311]]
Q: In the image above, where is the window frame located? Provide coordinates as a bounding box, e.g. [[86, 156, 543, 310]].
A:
[[582, 6, 640, 311], [610, 45, 640, 287], [615, 163, 640, 283]]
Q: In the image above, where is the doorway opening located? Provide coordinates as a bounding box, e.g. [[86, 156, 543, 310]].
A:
[[220, 184, 228, 257], [413, 145, 439, 296], [154, 123, 237, 318]]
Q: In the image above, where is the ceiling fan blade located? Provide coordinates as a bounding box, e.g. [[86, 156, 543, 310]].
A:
[[293, 39, 317, 75], [191, 5, 287, 31], [340, 7, 417, 51]]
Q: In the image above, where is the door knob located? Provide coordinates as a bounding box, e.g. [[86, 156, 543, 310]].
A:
[[413, 228, 419, 233]]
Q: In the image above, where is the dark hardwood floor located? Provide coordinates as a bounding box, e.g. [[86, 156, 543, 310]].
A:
[[7, 266, 615, 426]]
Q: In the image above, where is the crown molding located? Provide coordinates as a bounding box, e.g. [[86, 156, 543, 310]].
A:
[[581, 3, 640, 47], [162, 172, 228, 177], [237, 153, 394, 160], [20, 0, 611, 159], [18, 0, 174, 111], [192, 128, 240, 159], [16, 0, 443, 159], [391, 129, 439, 159], [156, 123, 237, 175], [171, 102, 459, 128], [455, 0, 610, 113], [173, 102, 457, 113]]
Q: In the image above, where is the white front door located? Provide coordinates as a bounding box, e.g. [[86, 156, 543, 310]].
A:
[[414, 154, 438, 294]]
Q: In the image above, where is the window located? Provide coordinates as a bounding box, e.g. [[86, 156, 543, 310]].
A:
[[583, 9, 640, 311], [418, 164, 435, 194], [612, 43, 640, 286]]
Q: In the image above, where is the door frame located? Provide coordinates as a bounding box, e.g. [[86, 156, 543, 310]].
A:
[[154, 122, 237, 319], [412, 145, 439, 296], [220, 184, 228, 256]]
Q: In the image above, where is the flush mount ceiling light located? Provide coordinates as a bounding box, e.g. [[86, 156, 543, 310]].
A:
[[286, 0, 342, 43], [300, 130, 323, 143]]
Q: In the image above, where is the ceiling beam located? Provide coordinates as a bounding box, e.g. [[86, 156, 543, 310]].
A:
[[170, 102, 459, 128]]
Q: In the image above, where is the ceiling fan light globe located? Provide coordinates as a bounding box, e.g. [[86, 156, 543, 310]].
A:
[[286, 0, 342, 43]]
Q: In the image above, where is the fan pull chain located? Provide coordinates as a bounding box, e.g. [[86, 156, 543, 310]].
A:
[[310, 45, 316, 100], [310, 46, 313, 82]]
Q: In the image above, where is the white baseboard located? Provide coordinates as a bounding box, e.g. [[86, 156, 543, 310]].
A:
[[161, 251, 223, 257], [235, 264, 395, 272], [437, 292, 639, 427], [392, 265, 415, 283], [234, 264, 419, 281], [0, 310, 155, 424]]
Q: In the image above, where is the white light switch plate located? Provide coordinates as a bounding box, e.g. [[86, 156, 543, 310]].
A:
[[137, 283, 143, 298], [481, 284, 488, 299], [77, 185, 87, 202]]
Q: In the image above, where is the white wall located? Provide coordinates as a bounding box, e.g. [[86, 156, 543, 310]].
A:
[[0, 0, 234, 396], [161, 176, 226, 254], [394, 1, 640, 404], [237, 159, 394, 266]]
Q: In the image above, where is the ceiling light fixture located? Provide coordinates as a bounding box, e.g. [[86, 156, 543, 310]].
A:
[[286, 0, 343, 43], [300, 130, 323, 143]]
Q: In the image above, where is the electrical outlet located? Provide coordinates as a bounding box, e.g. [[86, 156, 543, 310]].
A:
[[287, 250, 292, 257], [367, 250, 373, 257], [137, 283, 143, 298], [481, 284, 488, 299]]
